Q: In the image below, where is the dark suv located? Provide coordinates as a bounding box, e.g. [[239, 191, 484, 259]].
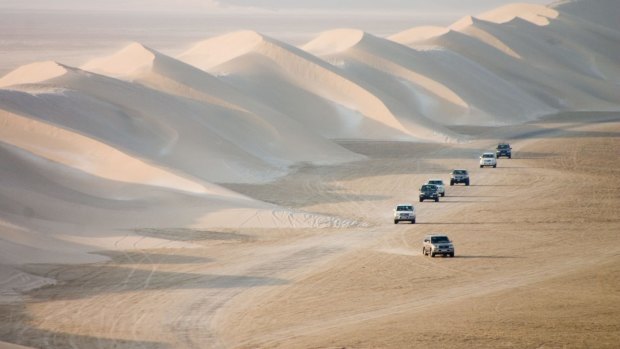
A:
[[450, 169, 469, 186], [496, 143, 512, 158], [419, 184, 439, 202]]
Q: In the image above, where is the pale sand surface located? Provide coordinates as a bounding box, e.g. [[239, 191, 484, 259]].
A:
[[0, 112, 618, 348]]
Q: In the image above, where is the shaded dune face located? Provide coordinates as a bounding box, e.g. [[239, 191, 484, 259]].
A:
[[0, 0, 619, 271]]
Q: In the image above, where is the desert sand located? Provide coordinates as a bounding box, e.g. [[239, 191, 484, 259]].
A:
[[1, 0, 619, 348]]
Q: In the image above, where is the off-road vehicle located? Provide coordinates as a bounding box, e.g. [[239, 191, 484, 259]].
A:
[[393, 203, 416, 224], [426, 179, 445, 197], [419, 184, 439, 202], [496, 143, 512, 158], [450, 169, 469, 186], [479, 152, 497, 168], [422, 234, 455, 257]]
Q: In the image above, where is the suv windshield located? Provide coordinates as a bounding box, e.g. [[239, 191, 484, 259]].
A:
[[421, 185, 437, 192], [397, 206, 413, 211], [453, 170, 467, 175], [483, 154, 494, 158], [431, 236, 450, 243], [428, 180, 442, 185], [498, 144, 509, 149]]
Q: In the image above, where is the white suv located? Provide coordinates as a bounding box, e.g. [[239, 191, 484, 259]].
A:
[[422, 234, 455, 257], [479, 152, 497, 168], [426, 179, 445, 197], [393, 203, 416, 224]]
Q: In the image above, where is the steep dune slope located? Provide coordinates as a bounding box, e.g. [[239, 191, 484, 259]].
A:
[[391, 0, 620, 113], [307, 29, 552, 125], [179, 31, 456, 141], [82, 43, 368, 157], [0, 61, 358, 184]]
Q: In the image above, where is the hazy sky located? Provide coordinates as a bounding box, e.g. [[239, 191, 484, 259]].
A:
[[0, 0, 555, 75], [1, 0, 554, 13]]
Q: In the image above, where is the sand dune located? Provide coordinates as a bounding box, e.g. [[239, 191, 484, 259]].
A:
[[1, 61, 360, 183], [391, 1, 620, 114], [180, 30, 456, 141], [315, 28, 554, 125]]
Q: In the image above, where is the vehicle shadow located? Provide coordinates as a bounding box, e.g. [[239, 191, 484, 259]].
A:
[[454, 255, 521, 259], [414, 222, 520, 225]]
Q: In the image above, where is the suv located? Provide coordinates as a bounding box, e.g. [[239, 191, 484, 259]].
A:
[[422, 234, 455, 257], [496, 143, 512, 158], [479, 152, 497, 168], [427, 179, 445, 197], [419, 184, 439, 202], [450, 169, 469, 186], [393, 203, 416, 224]]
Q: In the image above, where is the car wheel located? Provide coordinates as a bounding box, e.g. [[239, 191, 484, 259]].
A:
[[493, 164, 497, 168], [411, 218, 416, 224], [394, 220, 398, 224], [441, 192, 445, 197], [430, 251, 435, 258], [434, 197, 439, 202], [450, 180, 454, 186], [480, 165, 483, 168], [465, 180, 470, 186], [449, 253, 454, 257]]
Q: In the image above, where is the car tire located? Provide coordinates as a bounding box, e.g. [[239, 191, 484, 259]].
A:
[[480, 165, 483, 168], [394, 220, 398, 224], [411, 218, 416, 224], [493, 164, 497, 168], [465, 180, 470, 186], [441, 192, 445, 197], [434, 197, 439, 202], [449, 253, 454, 257], [430, 251, 435, 258], [450, 180, 454, 186]]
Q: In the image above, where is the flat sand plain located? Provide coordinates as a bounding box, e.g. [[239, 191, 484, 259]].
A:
[[1, 112, 619, 348]]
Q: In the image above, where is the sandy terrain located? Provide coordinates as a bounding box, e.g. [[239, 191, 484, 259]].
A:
[[1, 0, 619, 348], [0, 112, 618, 348]]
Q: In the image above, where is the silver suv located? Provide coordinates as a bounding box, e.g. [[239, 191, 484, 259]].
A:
[[426, 179, 445, 197], [450, 169, 469, 186], [422, 234, 455, 257], [393, 203, 416, 224]]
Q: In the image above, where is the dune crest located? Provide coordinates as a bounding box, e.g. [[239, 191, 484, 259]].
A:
[[82, 42, 157, 77], [0, 61, 69, 88], [478, 3, 559, 26], [302, 29, 366, 56], [180, 30, 265, 70], [387, 26, 449, 45]]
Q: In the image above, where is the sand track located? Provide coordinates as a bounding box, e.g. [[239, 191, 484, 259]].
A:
[[1, 113, 619, 348]]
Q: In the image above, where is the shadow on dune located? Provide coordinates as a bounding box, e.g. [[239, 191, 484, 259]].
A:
[[93, 250, 214, 265], [133, 228, 254, 242], [0, 303, 169, 349], [22, 264, 287, 301]]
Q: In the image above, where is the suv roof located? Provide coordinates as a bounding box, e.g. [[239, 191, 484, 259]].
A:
[[425, 234, 449, 238], [452, 169, 468, 173], [396, 203, 414, 208]]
